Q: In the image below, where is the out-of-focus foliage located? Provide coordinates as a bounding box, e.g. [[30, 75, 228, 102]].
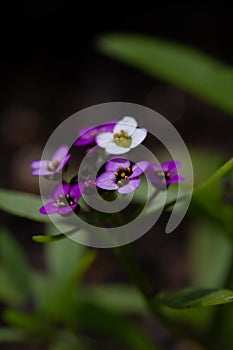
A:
[[98, 34, 233, 116]]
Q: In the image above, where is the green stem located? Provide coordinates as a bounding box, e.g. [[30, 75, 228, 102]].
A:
[[115, 244, 207, 346]]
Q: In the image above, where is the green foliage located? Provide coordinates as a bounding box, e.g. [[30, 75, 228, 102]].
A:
[[156, 288, 233, 309], [98, 34, 233, 115], [0, 188, 49, 223]]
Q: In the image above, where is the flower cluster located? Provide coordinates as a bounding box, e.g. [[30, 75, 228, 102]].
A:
[[31, 116, 184, 216]]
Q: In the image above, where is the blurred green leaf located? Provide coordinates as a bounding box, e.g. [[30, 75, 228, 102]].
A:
[[99, 34, 233, 115], [0, 328, 27, 343], [0, 267, 24, 305], [194, 158, 233, 194], [76, 302, 161, 350], [78, 284, 147, 314], [0, 229, 31, 296], [3, 309, 41, 334], [32, 234, 66, 243], [156, 288, 233, 309], [0, 189, 49, 223], [44, 225, 86, 286], [192, 158, 233, 232], [188, 221, 233, 288]]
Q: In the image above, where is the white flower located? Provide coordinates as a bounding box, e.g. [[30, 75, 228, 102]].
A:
[[96, 116, 147, 154]]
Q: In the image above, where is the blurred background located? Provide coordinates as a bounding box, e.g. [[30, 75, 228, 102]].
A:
[[0, 4, 233, 350]]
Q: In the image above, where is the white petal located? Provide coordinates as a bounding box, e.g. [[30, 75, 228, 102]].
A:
[[96, 132, 113, 148], [105, 142, 130, 155], [113, 116, 137, 136], [131, 128, 147, 148]]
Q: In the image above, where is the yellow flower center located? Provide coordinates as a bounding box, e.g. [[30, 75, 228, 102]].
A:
[[114, 166, 132, 187], [113, 129, 132, 148]]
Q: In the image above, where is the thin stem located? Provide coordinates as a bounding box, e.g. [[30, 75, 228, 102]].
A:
[[115, 244, 207, 345]]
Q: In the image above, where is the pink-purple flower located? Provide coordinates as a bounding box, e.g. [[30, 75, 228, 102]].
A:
[[31, 145, 71, 176], [96, 116, 147, 154], [75, 121, 117, 146], [96, 158, 148, 194], [146, 160, 185, 188], [40, 183, 84, 215]]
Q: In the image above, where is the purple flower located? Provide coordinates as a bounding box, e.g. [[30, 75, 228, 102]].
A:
[[96, 158, 148, 194], [96, 116, 147, 154], [31, 145, 71, 176], [147, 160, 185, 188], [40, 183, 84, 215], [75, 121, 117, 146]]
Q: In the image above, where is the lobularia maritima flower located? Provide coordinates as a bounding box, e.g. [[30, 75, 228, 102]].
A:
[[31, 145, 71, 176], [75, 121, 117, 146], [30, 116, 184, 217], [40, 183, 84, 215], [146, 160, 185, 188], [96, 116, 147, 154], [96, 158, 148, 194]]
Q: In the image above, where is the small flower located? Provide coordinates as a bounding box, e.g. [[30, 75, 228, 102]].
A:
[[75, 121, 117, 146], [96, 116, 147, 154], [40, 183, 84, 215], [147, 160, 185, 188], [31, 145, 71, 176], [96, 158, 148, 194]]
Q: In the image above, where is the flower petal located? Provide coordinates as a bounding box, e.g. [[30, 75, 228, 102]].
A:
[[52, 145, 69, 162], [167, 175, 185, 184], [96, 132, 113, 148], [56, 154, 71, 172], [106, 158, 130, 172], [130, 128, 147, 148], [57, 204, 77, 215], [30, 160, 48, 169], [162, 160, 182, 174], [40, 202, 58, 215], [53, 183, 70, 200], [105, 142, 130, 155], [113, 116, 137, 136], [97, 121, 117, 133], [70, 183, 84, 201], [96, 172, 118, 190], [75, 127, 99, 146], [32, 168, 53, 176], [131, 161, 149, 178], [118, 178, 141, 194]]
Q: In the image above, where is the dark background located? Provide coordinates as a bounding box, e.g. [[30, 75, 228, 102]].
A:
[[0, 4, 233, 349]]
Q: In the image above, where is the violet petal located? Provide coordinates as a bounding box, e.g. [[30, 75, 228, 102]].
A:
[[40, 202, 58, 215], [106, 158, 130, 172], [53, 183, 70, 200], [70, 183, 84, 201], [96, 172, 118, 190], [118, 177, 141, 194], [52, 145, 69, 162], [57, 204, 77, 215]]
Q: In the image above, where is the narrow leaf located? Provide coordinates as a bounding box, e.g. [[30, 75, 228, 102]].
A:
[[99, 34, 233, 115], [0, 189, 49, 223], [32, 234, 66, 243], [157, 288, 233, 309]]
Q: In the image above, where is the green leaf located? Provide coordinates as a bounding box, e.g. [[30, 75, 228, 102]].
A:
[[78, 284, 147, 314], [32, 234, 66, 243], [0, 229, 32, 296], [188, 221, 233, 288], [192, 158, 233, 231], [0, 188, 49, 223], [44, 225, 86, 286], [0, 267, 24, 305], [194, 158, 233, 195], [0, 328, 28, 343], [76, 302, 161, 350], [98, 34, 233, 115], [156, 288, 233, 309]]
